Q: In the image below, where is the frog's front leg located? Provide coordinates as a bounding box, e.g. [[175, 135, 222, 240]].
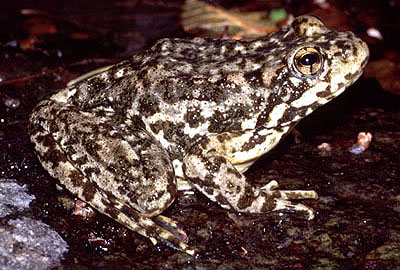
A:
[[29, 100, 194, 255], [183, 129, 318, 219]]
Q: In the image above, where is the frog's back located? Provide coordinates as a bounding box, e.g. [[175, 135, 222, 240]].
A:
[[54, 15, 368, 159], [125, 16, 368, 150]]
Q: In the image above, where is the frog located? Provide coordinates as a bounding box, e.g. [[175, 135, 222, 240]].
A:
[[29, 14, 369, 255]]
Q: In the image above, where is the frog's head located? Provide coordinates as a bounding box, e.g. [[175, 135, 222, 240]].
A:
[[258, 14, 369, 128]]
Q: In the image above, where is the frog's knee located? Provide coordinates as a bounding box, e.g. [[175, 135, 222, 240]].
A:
[[133, 173, 177, 216]]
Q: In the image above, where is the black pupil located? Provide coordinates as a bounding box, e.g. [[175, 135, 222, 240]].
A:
[[300, 53, 319, 66]]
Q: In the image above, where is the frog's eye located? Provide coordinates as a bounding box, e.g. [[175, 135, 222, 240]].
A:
[[293, 47, 323, 76]]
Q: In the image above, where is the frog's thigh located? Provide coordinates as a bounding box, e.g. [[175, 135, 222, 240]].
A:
[[30, 100, 176, 214], [183, 134, 317, 219], [30, 100, 193, 254]]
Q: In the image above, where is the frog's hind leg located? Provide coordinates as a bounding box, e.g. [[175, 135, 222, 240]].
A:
[[29, 100, 194, 255], [183, 132, 318, 220]]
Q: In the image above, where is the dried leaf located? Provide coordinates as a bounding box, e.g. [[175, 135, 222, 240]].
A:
[[25, 17, 57, 36], [181, 0, 284, 39], [20, 17, 58, 51], [365, 59, 400, 95]]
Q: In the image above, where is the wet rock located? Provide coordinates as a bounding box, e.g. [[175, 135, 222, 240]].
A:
[[0, 179, 35, 218], [0, 217, 69, 270], [0, 179, 68, 270]]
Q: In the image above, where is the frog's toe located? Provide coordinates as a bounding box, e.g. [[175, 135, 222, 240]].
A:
[[273, 198, 316, 220], [259, 180, 317, 219], [276, 190, 318, 200], [260, 180, 280, 191], [153, 215, 189, 244], [260, 180, 318, 200], [117, 211, 195, 255]]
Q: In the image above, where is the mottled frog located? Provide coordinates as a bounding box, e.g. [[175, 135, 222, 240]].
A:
[[29, 15, 369, 255]]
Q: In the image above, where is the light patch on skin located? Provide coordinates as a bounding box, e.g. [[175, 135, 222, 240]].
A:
[[208, 74, 223, 83], [261, 67, 280, 88], [150, 129, 171, 151], [219, 45, 227, 54], [183, 122, 208, 138], [241, 117, 257, 130], [246, 61, 262, 71], [229, 126, 289, 165], [147, 110, 181, 125], [291, 82, 330, 108], [256, 129, 269, 136], [207, 68, 220, 75], [50, 87, 77, 103], [172, 159, 184, 179], [265, 103, 289, 128], [233, 159, 257, 173], [234, 44, 245, 53], [305, 27, 317, 37], [249, 40, 263, 50], [176, 61, 195, 73], [226, 72, 245, 85], [201, 105, 217, 118], [219, 62, 240, 74], [289, 76, 303, 87], [114, 68, 125, 78], [279, 84, 292, 103]]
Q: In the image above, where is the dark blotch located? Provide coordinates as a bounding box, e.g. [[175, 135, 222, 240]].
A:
[[81, 181, 97, 202], [184, 106, 204, 128], [138, 94, 160, 116], [316, 86, 332, 98], [237, 184, 257, 210], [244, 69, 264, 88], [241, 134, 266, 152], [68, 170, 84, 188], [83, 167, 101, 178]]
